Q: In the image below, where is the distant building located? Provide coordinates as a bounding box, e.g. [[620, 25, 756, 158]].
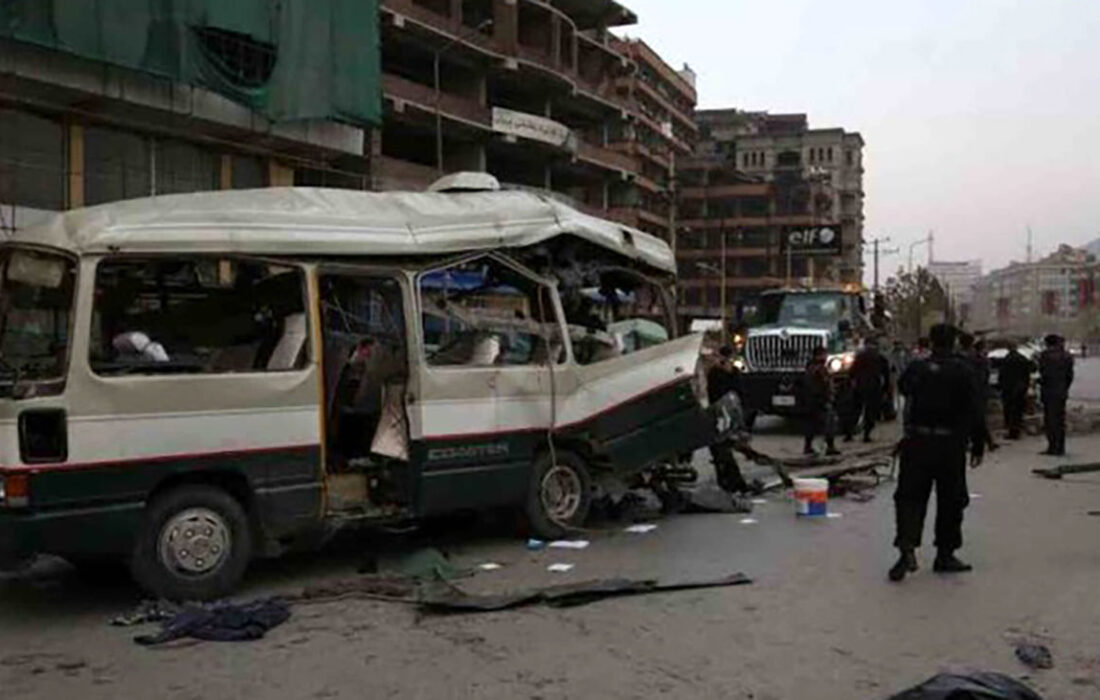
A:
[[971, 245, 1099, 339], [675, 109, 865, 327], [927, 260, 982, 321]]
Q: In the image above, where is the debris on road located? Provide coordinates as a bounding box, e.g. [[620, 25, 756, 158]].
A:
[[623, 524, 658, 534], [1015, 642, 1054, 670], [526, 539, 547, 551], [111, 600, 183, 627], [548, 540, 590, 550], [386, 547, 463, 581], [477, 563, 503, 571], [1032, 462, 1100, 480], [415, 572, 752, 614], [133, 598, 291, 646], [886, 671, 1044, 699], [682, 484, 753, 514], [546, 563, 575, 573]]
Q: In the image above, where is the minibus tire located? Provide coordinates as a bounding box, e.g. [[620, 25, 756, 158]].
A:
[[526, 450, 592, 539], [130, 485, 252, 601]]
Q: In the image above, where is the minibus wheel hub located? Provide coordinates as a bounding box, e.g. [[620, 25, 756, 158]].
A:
[[541, 465, 583, 521], [159, 508, 231, 576]]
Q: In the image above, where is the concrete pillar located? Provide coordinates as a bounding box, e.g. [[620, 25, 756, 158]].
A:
[[220, 154, 233, 190], [66, 124, 84, 209], [451, 0, 462, 22], [551, 16, 562, 68], [494, 0, 518, 54], [269, 160, 295, 187]]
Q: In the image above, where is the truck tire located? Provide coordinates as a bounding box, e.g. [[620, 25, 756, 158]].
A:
[[130, 485, 252, 601], [525, 450, 592, 540]]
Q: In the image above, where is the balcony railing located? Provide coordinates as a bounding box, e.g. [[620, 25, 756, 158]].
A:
[[382, 73, 491, 127], [576, 139, 635, 173]]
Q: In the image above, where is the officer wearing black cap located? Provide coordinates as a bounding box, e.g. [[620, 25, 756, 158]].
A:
[[1038, 333, 1074, 456], [890, 323, 984, 582]]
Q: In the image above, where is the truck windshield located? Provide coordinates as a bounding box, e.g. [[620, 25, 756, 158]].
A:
[[0, 249, 76, 392], [756, 292, 846, 327]]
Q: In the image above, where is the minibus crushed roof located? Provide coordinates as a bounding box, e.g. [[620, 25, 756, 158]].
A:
[[11, 187, 675, 274]]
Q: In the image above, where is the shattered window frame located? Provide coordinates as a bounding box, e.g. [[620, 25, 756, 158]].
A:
[[88, 255, 312, 377]]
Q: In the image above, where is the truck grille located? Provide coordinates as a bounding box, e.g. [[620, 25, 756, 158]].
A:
[[746, 333, 826, 371]]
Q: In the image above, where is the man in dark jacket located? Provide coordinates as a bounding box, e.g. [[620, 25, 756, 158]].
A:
[[706, 346, 752, 493], [998, 341, 1034, 440], [1038, 334, 1075, 456], [847, 337, 891, 442], [803, 346, 840, 456], [891, 324, 985, 582], [958, 333, 995, 452]]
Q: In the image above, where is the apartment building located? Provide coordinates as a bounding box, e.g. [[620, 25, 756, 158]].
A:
[[0, 1, 379, 234], [607, 37, 698, 241], [675, 110, 865, 325], [374, 0, 644, 224], [971, 245, 1099, 339], [927, 260, 983, 321]]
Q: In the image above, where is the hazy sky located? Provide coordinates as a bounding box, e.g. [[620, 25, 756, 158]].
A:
[[618, 0, 1100, 277]]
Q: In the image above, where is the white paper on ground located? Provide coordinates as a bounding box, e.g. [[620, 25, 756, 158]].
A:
[[478, 563, 502, 571], [752, 498, 768, 505], [739, 518, 758, 524], [970, 493, 983, 499], [624, 524, 658, 534], [548, 540, 590, 549], [826, 512, 843, 519], [547, 563, 575, 572]]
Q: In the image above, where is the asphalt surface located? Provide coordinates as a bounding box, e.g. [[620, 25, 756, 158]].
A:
[[3, 424, 1100, 699]]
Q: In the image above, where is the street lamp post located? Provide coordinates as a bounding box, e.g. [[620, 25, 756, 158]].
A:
[[695, 259, 726, 341], [434, 20, 493, 174]]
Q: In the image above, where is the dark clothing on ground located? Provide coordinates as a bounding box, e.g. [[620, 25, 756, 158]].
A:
[[1038, 347, 1074, 455], [999, 350, 1034, 439], [802, 358, 836, 452], [847, 346, 891, 439], [134, 598, 291, 646], [894, 350, 984, 553], [706, 361, 749, 492]]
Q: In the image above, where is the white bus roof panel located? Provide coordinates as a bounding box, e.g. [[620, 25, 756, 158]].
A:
[[11, 187, 675, 274]]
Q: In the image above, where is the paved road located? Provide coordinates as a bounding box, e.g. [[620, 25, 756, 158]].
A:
[[3, 430, 1099, 699], [1070, 356, 1100, 402]]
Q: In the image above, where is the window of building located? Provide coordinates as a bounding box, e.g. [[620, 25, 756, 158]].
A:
[[0, 109, 65, 213], [155, 139, 219, 195], [85, 127, 151, 206], [420, 256, 563, 367], [827, 147, 834, 163], [231, 154, 266, 189], [90, 258, 308, 376]]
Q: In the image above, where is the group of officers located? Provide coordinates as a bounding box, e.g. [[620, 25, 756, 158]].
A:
[[706, 326, 1077, 583]]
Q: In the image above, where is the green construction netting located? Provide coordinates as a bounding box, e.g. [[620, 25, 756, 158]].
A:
[[0, 0, 381, 126]]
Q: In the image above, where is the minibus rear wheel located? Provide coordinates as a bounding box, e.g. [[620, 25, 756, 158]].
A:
[[526, 450, 592, 539], [131, 485, 252, 601]]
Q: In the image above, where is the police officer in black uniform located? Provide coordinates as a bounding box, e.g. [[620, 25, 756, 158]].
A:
[[890, 324, 984, 582], [1038, 334, 1075, 456], [998, 341, 1034, 440], [847, 336, 891, 442], [803, 346, 840, 456]]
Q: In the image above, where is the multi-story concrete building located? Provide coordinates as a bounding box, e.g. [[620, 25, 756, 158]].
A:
[[0, 1, 379, 235], [375, 0, 672, 232], [607, 37, 697, 241], [927, 260, 982, 322], [971, 245, 1099, 339], [675, 110, 864, 326]]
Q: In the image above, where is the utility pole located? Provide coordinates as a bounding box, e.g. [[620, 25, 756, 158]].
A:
[[866, 236, 898, 293]]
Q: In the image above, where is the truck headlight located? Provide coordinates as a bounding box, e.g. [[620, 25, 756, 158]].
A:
[[827, 352, 855, 374]]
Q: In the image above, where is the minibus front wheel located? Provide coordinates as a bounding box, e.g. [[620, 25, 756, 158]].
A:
[[130, 484, 253, 601], [526, 450, 593, 539]]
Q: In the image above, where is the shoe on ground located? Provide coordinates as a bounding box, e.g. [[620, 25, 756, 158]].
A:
[[843, 435, 854, 443], [825, 447, 841, 456], [888, 551, 919, 582], [933, 553, 973, 574], [863, 435, 873, 443], [988, 443, 1000, 452], [803, 447, 816, 456]]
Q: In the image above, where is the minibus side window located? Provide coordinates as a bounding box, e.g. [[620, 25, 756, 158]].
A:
[[563, 270, 672, 366], [420, 257, 563, 368], [90, 258, 309, 376]]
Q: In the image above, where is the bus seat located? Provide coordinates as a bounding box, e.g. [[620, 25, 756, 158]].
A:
[[267, 313, 308, 370]]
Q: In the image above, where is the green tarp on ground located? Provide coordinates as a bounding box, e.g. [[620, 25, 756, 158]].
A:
[[0, 0, 381, 126]]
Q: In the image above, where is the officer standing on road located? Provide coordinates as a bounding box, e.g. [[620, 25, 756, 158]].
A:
[[803, 346, 840, 456], [958, 333, 995, 453], [1038, 334, 1075, 456], [998, 341, 1034, 441], [890, 323, 984, 583], [846, 336, 891, 443], [706, 346, 755, 493]]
